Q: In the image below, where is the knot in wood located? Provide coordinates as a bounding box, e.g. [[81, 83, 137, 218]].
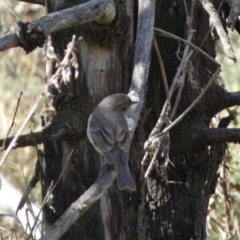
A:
[[15, 21, 46, 53]]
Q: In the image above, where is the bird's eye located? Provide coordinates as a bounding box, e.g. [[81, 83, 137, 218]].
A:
[[122, 108, 127, 111]]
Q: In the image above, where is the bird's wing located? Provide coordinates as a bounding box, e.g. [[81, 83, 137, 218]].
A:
[[116, 126, 130, 164], [89, 126, 115, 153], [89, 126, 115, 164]]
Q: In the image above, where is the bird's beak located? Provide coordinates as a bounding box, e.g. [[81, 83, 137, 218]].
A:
[[131, 100, 139, 105]]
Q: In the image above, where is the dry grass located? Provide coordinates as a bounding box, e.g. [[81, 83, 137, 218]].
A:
[[0, 2, 45, 239]]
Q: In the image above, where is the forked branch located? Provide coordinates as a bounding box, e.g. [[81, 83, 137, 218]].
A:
[[0, 0, 116, 52]]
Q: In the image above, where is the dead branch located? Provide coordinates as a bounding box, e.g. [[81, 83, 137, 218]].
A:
[[193, 128, 240, 144], [0, 91, 23, 150], [154, 27, 219, 66], [39, 164, 116, 240], [144, 30, 195, 153], [2, 0, 21, 20], [160, 67, 220, 135], [0, 131, 42, 150], [142, 21, 220, 177], [153, 37, 170, 106], [128, 0, 155, 137], [26, 150, 74, 240], [201, 0, 236, 62], [17, 151, 42, 210], [0, 0, 116, 52], [227, 91, 240, 107], [0, 94, 44, 170]]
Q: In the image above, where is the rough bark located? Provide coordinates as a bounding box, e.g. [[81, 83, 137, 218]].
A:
[[40, 0, 239, 240], [42, 0, 138, 239]]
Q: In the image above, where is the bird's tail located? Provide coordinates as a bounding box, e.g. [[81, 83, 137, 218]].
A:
[[113, 152, 136, 191]]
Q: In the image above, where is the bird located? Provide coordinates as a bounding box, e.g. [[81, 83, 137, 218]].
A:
[[87, 93, 137, 191]]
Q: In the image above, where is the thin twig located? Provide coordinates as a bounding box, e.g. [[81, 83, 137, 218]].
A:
[[144, 32, 194, 150], [144, 147, 160, 178], [143, 27, 200, 176], [0, 93, 44, 170], [141, 151, 149, 166], [187, 0, 197, 34], [201, 0, 236, 62], [39, 164, 116, 240], [0, 91, 23, 150], [26, 150, 74, 240], [0, 0, 116, 52], [153, 36, 170, 107], [160, 67, 220, 135], [143, 67, 220, 177], [154, 27, 220, 66], [192, 0, 223, 60], [183, 0, 189, 18], [2, 0, 20, 20], [169, 65, 187, 120]]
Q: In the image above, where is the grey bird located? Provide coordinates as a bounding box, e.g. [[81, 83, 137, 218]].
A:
[[87, 93, 137, 191]]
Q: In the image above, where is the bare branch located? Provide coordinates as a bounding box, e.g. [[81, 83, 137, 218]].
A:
[[144, 145, 160, 178], [201, 0, 237, 62], [2, 0, 21, 20], [0, 0, 116, 52], [1, 91, 23, 150], [154, 27, 219, 66], [160, 67, 220, 135], [194, 128, 240, 144], [40, 165, 116, 240], [227, 91, 240, 107], [153, 36, 170, 106], [143, 65, 220, 177], [0, 132, 42, 150], [144, 30, 194, 152], [0, 94, 44, 170], [16, 0, 45, 5], [26, 150, 74, 240], [128, 0, 155, 136]]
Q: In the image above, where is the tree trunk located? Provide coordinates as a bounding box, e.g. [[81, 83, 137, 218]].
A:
[[41, 0, 237, 239]]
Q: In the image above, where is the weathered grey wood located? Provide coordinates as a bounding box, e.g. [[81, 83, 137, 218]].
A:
[[0, 132, 42, 150], [0, 0, 116, 52], [0, 28, 20, 52], [128, 0, 155, 137]]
